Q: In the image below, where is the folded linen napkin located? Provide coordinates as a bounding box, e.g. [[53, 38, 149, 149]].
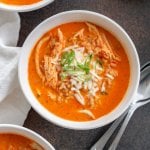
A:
[[0, 11, 31, 125]]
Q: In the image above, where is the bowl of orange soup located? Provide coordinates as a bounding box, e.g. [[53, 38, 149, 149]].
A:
[[0, 124, 54, 149], [0, 0, 54, 12], [19, 10, 140, 130]]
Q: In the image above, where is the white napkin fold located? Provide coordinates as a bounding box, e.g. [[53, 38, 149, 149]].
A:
[[0, 11, 31, 125]]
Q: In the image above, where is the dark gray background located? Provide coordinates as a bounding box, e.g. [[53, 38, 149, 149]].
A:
[[21, 0, 150, 149]]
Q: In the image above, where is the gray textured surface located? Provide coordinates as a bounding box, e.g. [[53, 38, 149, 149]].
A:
[[22, 0, 150, 149]]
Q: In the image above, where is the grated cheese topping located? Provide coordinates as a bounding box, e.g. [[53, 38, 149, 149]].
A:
[[35, 23, 120, 118]]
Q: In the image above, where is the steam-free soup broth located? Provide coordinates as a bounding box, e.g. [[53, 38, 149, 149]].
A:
[[0, 0, 41, 5], [0, 133, 44, 150], [28, 22, 130, 121]]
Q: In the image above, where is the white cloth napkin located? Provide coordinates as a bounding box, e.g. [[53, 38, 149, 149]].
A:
[[0, 11, 31, 125]]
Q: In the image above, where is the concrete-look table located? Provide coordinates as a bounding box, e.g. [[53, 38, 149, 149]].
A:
[[20, 0, 150, 149]]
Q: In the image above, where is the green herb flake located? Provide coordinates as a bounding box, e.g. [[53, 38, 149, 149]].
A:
[[96, 59, 103, 67], [60, 50, 93, 82], [60, 72, 68, 80], [61, 50, 75, 66]]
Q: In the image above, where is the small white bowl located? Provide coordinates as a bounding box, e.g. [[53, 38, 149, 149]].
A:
[[0, 124, 54, 149], [19, 10, 140, 130], [0, 0, 54, 12]]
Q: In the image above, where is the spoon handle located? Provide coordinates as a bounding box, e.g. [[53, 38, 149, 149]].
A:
[[108, 106, 137, 150], [108, 98, 150, 150], [90, 110, 128, 150]]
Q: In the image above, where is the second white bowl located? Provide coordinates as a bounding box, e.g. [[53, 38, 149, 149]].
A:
[[0, 0, 54, 12], [0, 124, 54, 149]]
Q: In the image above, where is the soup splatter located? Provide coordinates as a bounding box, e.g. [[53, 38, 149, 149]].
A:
[[0, 133, 44, 150], [28, 22, 130, 121]]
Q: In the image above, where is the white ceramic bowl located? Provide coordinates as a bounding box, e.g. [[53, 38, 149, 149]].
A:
[[19, 10, 140, 130], [0, 0, 54, 12], [0, 124, 54, 149]]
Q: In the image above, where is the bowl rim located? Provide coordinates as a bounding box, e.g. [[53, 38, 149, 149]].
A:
[[18, 10, 140, 130], [0, 0, 54, 12], [0, 124, 55, 149]]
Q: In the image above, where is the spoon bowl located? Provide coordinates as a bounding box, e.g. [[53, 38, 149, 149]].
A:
[[138, 62, 150, 98]]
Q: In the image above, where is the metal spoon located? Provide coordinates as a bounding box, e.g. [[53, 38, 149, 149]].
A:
[[91, 61, 150, 150]]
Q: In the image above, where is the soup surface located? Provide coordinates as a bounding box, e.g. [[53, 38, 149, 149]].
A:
[[0, 133, 44, 150], [28, 22, 130, 121], [0, 0, 41, 5]]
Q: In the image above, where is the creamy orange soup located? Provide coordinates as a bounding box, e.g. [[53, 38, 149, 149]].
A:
[[0, 0, 41, 5], [0, 133, 44, 150], [28, 22, 130, 121]]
